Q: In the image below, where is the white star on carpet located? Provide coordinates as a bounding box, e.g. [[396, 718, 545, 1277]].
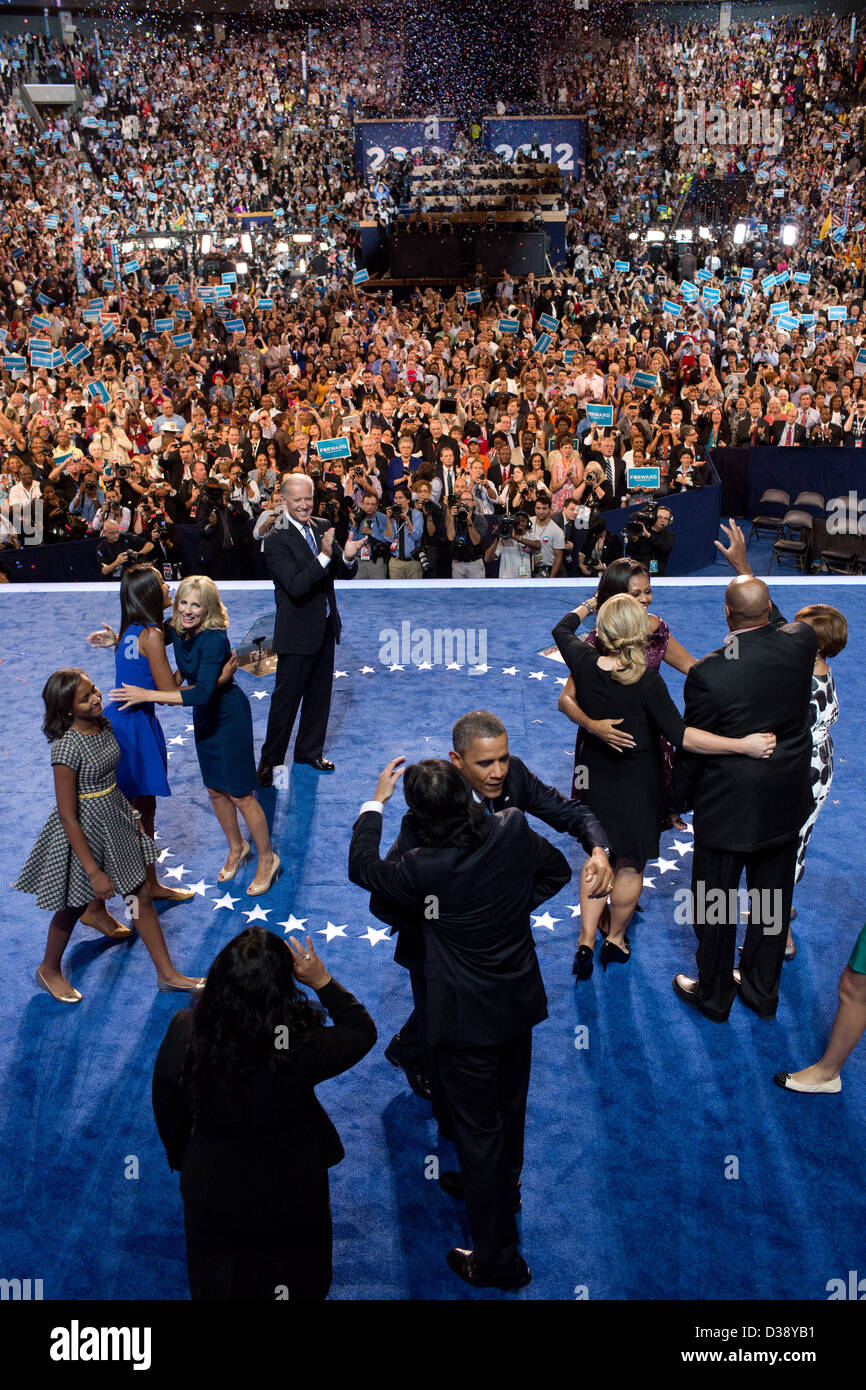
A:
[[243, 904, 271, 923], [528, 670, 546, 680], [446, 661, 462, 670], [359, 926, 391, 947], [415, 661, 433, 671], [168, 734, 186, 746], [153, 830, 162, 842], [156, 848, 174, 863], [502, 666, 520, 675], [672, 839, 694, 857], [653, 856, 680, 875], [642, 875, 656, 889], [469, 664, 489, 674], [334, 670, 348, 678], [163, 864, 189, 881], [251, 690, 269, 699], [212, 892, 239, 911], [359, 666, 375, 674], [185, 879, 212, 897], [531, 912, 560, 931], [319, 921, 348, 941], [567, 904, 582, 917], [388, 663, 404, 672], [555, 677, 569, 686], [185, 724, 195, 731], [278, 914, 308, 935]]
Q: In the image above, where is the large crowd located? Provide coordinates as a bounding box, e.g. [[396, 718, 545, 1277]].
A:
[[2, 13, 866, 582]]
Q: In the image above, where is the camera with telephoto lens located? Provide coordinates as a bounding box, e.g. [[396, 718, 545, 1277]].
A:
[[626, 503, 658, 539], [496, 514, 518, 537], [115, 464, 130, 480], [455, 506, 469, 524]]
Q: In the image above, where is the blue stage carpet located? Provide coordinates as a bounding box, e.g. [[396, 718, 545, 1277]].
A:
[[0, 579, 864, 1301]]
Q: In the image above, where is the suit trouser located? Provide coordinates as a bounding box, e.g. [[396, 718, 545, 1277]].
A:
[[692, 836, 797, 1018], [401, 959, 452, 1133], [435, 1034, 531, 1270], [261, 629, 335, 767], [183, 1178, 332, 1301]]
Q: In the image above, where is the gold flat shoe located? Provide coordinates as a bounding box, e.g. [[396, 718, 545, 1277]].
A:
[[36, 968, 82, 1004], [157, 977, 206, 993], [152, 884, 196, 902], [80, 911, 134, 940]]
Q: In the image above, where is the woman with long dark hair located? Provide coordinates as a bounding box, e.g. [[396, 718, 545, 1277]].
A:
[[16, 669, 204, 1001], [151, 927, 376, 1300]]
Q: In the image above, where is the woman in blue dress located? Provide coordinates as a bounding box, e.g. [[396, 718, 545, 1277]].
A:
[[111, 575, 280, 896]]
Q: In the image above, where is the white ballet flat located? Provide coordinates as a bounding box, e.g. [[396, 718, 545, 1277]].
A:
[[773, 1072, 841, 1094]]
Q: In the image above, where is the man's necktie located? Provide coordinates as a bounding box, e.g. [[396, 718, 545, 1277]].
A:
[[482, 797, 494, 814], [605, 461, 615, 489], [303, 523, 330, 616]]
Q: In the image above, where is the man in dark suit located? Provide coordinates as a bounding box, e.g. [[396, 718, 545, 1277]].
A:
[[369, 710, 612, 1112], [771, 411, 807, 447], [349, 756, 573, 1290], [256, 475, 362, 784], [669, 520, 816, 1022]]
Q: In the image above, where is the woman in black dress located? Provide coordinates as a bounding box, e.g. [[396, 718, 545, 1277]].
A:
[[553, 596, 776, 979], [152, 928, 377, 1300]]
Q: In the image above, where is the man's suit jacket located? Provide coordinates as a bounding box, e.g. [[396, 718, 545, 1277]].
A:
[[808, 423, 843, 447], [367, 755, 605, 965], [349, 807, 571, 1047], [263, 515, 356, 655], [669, 607, 817, 852], [739, 418, 775, 447], [771, 420, 807, 447]]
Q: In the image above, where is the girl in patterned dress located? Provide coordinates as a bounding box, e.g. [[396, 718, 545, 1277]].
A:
[[786, 605, 848, 959], [16, 669, 205, 1004]]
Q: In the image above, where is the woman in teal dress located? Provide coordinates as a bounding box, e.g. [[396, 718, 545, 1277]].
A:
[[775, 926, 866, 1094], [111, 576, 280, 896]]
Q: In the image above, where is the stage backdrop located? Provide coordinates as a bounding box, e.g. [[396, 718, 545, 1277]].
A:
[[353, 119, 460, 177], [480, 116, 586, 174]]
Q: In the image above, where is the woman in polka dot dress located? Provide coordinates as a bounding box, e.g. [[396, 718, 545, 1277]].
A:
[[16, 669, 205, 1004]]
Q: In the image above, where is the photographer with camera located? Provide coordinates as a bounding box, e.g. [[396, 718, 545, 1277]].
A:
[[624, 502, 675, 576], [553, 496, 590, 578], [348, 491, 391, 580], [199, 479, 255, 581], [484, 509, 537, 579], [527, 496, 565, 578], [572, 461, 615, 513], [96, 514, 151, 580], [413, 479, 444, 578], [385, 484, 425, 580], [446, 487, 488, 579], [69, 470, 106, 529], [578, 511, 624, 577]]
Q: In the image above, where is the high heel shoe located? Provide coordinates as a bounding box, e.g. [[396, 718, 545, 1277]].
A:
[[218, 840, 251, 883], [35, 968, 82, 1004], [157, 977, 206, 993], [600, 938, 631, 972], [573, 944, 594, 980], [246, 852, 281, 897]]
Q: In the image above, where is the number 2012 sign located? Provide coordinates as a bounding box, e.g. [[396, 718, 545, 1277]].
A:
[[482, 117, 587, 173], [354, 119, 460, 176]]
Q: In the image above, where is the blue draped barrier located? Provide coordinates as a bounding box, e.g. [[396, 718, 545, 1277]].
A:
[[600, 480, 721, 576]]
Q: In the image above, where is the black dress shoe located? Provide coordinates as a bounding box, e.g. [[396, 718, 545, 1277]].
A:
[[384, 1036, 432, 1101], [256, 761, 273, 787], [672, 974, 729, 1023], [733, 972, 777, 1020], [439, 1170, 521, 1212], [446, 1248, 532, 1290], [294, 756, 335, 772]]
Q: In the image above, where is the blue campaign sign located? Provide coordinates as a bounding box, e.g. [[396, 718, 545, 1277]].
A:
[[740, 268, 753, 280], [563, 349, 576, 364], [498, 318, 519, 334], [163, 283, 180, 297], [225, 319, 245, 333], [214, 286, 231, 300], [154, 318, 173, 332], [761, 274, 777, 292], [221, 271, 237, 285], [316, 436, 351, 461], [538, 313, 558, 332], [101, 321, 117, 341], [465, 289, 482, 306], [3, 355, 26, 371], [663, 299, 682, 317], [65, 345, 90, 366], [769, 301, 789, 317], [793, 272, 811, 284], [172, 332, 193, 348], [586, 404, 614, 427], [353, 269, 370, 285], [257, 297, 274, 310], [614, 260, 630, 273], [481, 116, 586, 174], [695, 268, 712, 283], [87, 381, 110, 404], [122, 260, 140, 275], [702, 286, 720, 305], [31, 314, 51, 331], [632, 371, 659, 390], [680, 281, 697, 301], [28, 339, 51, 352], [827, 306, 846, 321], [774, 269, 790, 285], [777, 314, 800, 332], [353, 118, 460, 176], [627, 466, 661, 491], [534, 332, 552, 355]]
